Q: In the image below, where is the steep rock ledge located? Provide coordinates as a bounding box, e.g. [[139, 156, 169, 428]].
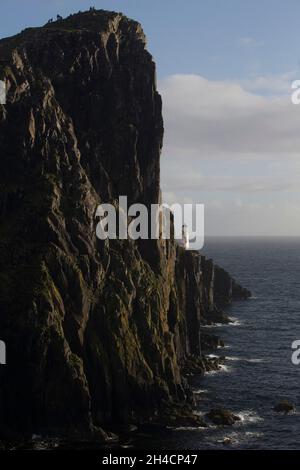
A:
[[0, 10, 250, 440]]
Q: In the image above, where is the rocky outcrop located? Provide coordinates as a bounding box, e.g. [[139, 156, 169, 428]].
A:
[[214, 265, 251, 306], [273, 401, 295, 414], [0, 10, 250, 439], [206, 408, 241, 426]]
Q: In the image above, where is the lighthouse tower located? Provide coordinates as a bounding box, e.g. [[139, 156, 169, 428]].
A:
[[179, 224, 189, 249]]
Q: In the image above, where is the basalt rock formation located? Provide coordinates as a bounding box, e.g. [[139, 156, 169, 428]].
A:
[[0, 10, 250, 440]]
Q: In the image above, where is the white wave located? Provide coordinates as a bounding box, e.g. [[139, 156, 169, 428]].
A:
[[237, 410, 263, 424], [216, 430, 263, 446], [219, 364, 231, 372], [228, 317, 242, 326], [245, 431, 264, 438], [194, 410, 205, 417], [203, 318, 242, 328], [193, 389, 208, 395], [225, 356, 265, 363], [206, 317, 242, 327], [206, 364, 231, 375], [172, 426, 207, 431], [217, 432, 239, 445], [203, 323, 224, 328]]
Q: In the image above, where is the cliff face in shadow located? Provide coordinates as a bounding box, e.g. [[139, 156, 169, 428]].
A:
[[0, 10, 250, 439]]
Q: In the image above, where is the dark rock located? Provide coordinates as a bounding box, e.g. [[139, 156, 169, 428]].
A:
[[155, 401, 207, 428], [201, 332, 224, 350], [206, 408, 241, 426], [273, 401, 295, 414], [214, 265, 251, 306]]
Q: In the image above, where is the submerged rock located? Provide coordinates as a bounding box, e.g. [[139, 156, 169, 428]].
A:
[[273, 401, 295, 414]]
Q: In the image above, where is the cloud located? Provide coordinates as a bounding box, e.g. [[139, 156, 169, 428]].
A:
[[159, 74, 300, 167], [240, 71, 298, 95], [238, 36, 263, 47], [163, 174, 300, 193], [202, 200, 300, 236], [158, 74, 300, 235]]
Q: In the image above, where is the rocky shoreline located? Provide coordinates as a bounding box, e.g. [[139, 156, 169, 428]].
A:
[[0, 313, 241, 450]]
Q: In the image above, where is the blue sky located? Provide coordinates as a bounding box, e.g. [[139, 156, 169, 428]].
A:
[[1, 1, 300, 235], [1, 0, 300, 80]]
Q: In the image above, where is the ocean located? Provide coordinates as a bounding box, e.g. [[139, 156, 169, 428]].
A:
[[134, 237, 300, 450]]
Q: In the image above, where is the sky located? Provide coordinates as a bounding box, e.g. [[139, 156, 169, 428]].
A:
[[1, 0, 300, 236]]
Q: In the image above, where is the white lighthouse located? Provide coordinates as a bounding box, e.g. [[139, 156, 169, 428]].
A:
[[179, 224, 189, 249]]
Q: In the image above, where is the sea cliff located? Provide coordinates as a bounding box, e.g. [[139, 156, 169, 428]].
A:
[[0, 10, 250, 441]]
